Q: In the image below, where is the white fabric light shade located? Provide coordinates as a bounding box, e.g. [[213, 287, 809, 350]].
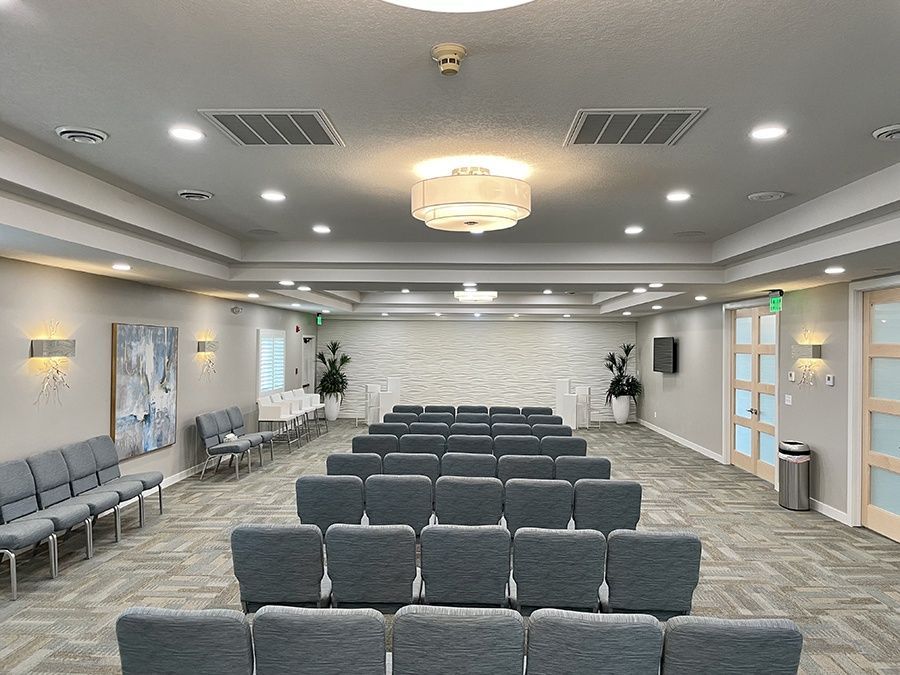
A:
[[381, 0, 535, 13], [411, 174, 531, 232]]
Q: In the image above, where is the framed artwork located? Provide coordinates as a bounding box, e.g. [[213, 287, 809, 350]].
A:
[[111, 323, 179, 459]]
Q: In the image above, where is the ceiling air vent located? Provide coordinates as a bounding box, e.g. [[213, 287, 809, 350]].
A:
[[55, 126, 109, 144], [564, 108, 706, 146], [198, 109, 344, 146], [178, 189, 214, 201]]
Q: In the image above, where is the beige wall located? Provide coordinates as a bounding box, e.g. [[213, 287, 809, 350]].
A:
[[0, 257, 316, 479]]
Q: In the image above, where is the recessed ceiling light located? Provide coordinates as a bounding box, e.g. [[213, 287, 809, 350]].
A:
[[312, 224, 331, 234], [401, 288, 410, 294], [649, 283, 664, 288], [463, 282, 478, 288], [694, 295, 708, 301], [651, 305, 663, 310], [474, 312, 481, 317], [435, 312, 442, 317], [633, 287, 647, 294], [543, 289, 553, 295], [278, 280, 294, 286], [55, 126, 108, 144], [297, 285, 312, 292], [563, 314, 572, 318], [666, 190, 691, 202], [111, 262, 131, 271], [291, 303, 301, 307], [260, 190, 286, 202], [824, 266, 845, 275], [624, 225, 644, 235], [168, 126, 204, 142], [322, 309, 331, 314], [382, 313, 389, 317], [622, 311, 632, 316], [513, 313, 520, 318], [750, 124, 787, 141], [247, 293, 260, 299]]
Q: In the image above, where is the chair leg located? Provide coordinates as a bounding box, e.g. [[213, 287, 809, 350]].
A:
[[246, 450, 252, 474], [234, 454, 240, 480], [257, 446, 264, 466], [48, 533, 58, 579], [84, 518, 94, 559], [214, 456, 223, 475], [269, 440, 275, 462], [157, 484, 164, 515], [113, 505, 122, 542], [199, 455, 213, 481], [2, 550, 16, 601], [138, 493, 145, 528]]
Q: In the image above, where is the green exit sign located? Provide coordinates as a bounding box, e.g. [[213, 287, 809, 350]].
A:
[[316, 313, 323, 326], [769, 295, 783, 313]]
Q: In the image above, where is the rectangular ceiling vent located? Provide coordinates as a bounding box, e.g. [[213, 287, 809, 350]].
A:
[[564, 108, 706, 146], [198, 109, 344, 146]]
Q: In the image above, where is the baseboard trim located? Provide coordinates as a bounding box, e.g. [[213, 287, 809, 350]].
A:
[[161, 461, 205, 489], [810, 498, 853, 526], [637, 419, 727, 465]]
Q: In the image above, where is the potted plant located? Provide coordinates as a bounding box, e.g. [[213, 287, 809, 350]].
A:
[[604, 343, 642, 425], [316, 340, 351, 421]]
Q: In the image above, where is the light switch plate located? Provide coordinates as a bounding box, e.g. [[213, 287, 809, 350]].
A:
[[788, 371, 796, 382], [784, 394, 793, 406], [825, 374, 835, 387]]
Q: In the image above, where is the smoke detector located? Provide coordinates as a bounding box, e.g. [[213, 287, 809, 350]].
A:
[[55, 126, 108, 144], [747, 191, 786, 202], [178, 189, 214, 201], [432, 43, 467, 76], [872, 124, 900, 141]]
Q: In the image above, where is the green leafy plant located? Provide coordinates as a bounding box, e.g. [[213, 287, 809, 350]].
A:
[[604, 342, 643, 405], [316, 340, 351, 402]]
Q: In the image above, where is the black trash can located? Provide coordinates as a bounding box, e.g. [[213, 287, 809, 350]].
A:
[[778, 441, 810, 511]]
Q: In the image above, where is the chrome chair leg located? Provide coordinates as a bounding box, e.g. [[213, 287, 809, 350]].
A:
[[84, 518, 94, 559], [48, 533, 58, 579], [157, 484, 164, 515], [113, 505, 122, 542], [269, 440, 275, 461], [199, 455, 213, 481], [234, 453, 240, 480], [138, 493, 145, 528], [2, 550, 16, 601]]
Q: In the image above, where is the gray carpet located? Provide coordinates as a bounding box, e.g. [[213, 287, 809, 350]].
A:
[[0, 420, 898, 674]]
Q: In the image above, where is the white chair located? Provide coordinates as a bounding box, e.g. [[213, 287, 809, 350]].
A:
[[258, 398, 300, 448], [284, 391, 316, 441], [302, 391, 328, 434]]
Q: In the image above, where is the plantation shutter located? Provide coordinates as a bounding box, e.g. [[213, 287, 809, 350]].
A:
[[258, 329, 286, 397]]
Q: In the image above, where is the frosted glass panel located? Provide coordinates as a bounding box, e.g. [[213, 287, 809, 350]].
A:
[[871, 412, 900, 459], [759, 314, 777, 345], [759, 393, 777, 426], [759, 354, 777, 385], [735, 425, 751, 456], [759, 432, 777, 465], [735, 354, 752, 382], [871, 358, 900, 401], [870, 467, 900, 516], [735, 389, 752, 418], [735, 317, 752, 344], [872, 302, 900, 344]]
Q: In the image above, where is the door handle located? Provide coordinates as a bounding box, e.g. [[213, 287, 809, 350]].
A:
[[747, 408, 758, 415]]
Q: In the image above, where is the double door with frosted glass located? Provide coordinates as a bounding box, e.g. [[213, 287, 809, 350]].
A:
[[862, 288, 900, 542], [731, 307, 778, 482]]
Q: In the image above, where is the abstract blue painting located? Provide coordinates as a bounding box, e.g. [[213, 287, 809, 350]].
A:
[[112, 324, 178, 459]]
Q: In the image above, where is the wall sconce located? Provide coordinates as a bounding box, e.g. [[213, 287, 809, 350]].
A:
[[31, 321, 73, 405], [31, 339, 76, 358], [791, 344, 822, 359], [793, 328, 822, 387], [197, 337, 218, 380]]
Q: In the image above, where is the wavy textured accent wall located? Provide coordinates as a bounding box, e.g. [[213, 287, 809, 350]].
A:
[[317, 319, 637, 422]]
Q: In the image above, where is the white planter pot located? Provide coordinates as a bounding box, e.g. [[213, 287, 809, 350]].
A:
[[611, 396, 630, 425], [324, 394, 341, 421]]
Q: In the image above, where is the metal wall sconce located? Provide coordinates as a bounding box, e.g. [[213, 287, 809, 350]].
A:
[[31, 322, 73, 405], [31, 339, 76, 358], [197, 338, 218, 380], [791, 344, 822, 359]]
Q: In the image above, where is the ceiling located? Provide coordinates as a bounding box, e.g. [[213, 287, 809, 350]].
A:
[[0, 0, 898, 318]]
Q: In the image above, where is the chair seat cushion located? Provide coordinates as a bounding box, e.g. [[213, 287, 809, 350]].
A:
[[70, 489, 120, 515], [122, 471, 164, 490], [100, 478, 145, 501], [0, 519, 54, 550], [256, 430, 276, 443], [209, 440, 252, 455], [238, 433, 265, 447], [22, 501, 90, 529]]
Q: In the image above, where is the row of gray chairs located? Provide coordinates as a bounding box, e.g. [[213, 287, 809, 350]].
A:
[[353, 432, 582, 458], [370, 422, 573, 440], [0, 435, 163, 599], [385, 412, 564, 427], [330, 451, 609, 484], [117, 603, 803, 675], [229, 523, 700, 619], [395, 404, 554, 417], [297, 475, 641, 536], [195, 407, 276, 480]]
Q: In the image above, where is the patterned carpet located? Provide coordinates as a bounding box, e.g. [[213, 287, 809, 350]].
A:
[[0, 420, 898, 674]]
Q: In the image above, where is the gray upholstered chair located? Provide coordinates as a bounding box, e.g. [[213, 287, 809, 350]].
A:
[[352, 434, 399, 458], [420, 525, 510, 607], [434, 476, 503, 526], [491, 413, 527, 425], [325, 524, 420, 610], [384, 412, 418, 425], [489, 406, 521, 415], [399, 433, 447, 456], [419, 412, 455, 426], [455, 412, 492, 425], [521, 406, 553, 417], [526, 610, 664, 675], [424, 405, 456, 415], [230, 524, 328, 612], [504, 479, 573, 534], [511, 528, 606, 612], [409, 422, 451, 438], [605, 530, 702, 620], [393, 404, 424, 415], [661, 616, 803, 675], [227, 406, 275, 461], [368, 422, 408, 438], [497, 455, 554, 483], [62, 441, 141, 529], [116, 606, 253, 675], [457, 405, 489, 414], [450, 422, 492, 436], [252, 606, 387, 675], [87, 435, 164, 516], [532, 424, 573, 439], [555, 456, 611, 484], [0, 518, 57, 600], [493, 435, 541, 458], [527, 414, 564, 426], [540, 436, 587, 459], [364, 475, 432, 534], [295, 475, 364, 533], [441, 452, 497, 478], [447, 434, 493, 454], [326, 453, 382, 485], [573, 479, 641, 535], [196, 412, 252, 480], [383, 453, 440, 484], [392, 605, 525, 675], [491, 423, 533, 437]]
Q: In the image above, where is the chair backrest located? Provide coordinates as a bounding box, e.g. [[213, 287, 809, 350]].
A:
[[447, 434, 493, 454], [455, 412, 492, 425], [87, 435, 122, 483], [493, 435, 541, 458], [295, 475, 364, 533], [225, 406, 249, 436], [540, 436, 587, 459], [409, 422, 451, 438], [325, 524, 418, 607], [554, 456, 611, 484], [456, 405, 488, 414], [213, 409, 236, 441], [352, 434, 398, 458], [661, 616, 803, 675], [532, 424, 573, 439], [230, 524, 324, 611], [434, 476, 504, 526], [497, 455, 554, 483], [606, 530, 702, 620], [512, 528, 606, 611], [491, 423, 533, 437], [383, 412, 419, 425], [573, 479, 641, 535], [521, 406, 553, 417], [527, 414, 563, 426], [0, 459, 39, 523], [59, 441, 102, 496], [526, 610, 663, 675], [25, 449, 73, 508], [393, 404, 424, 415], [419, 412, 455, 426], [491, 413, 527, 425], [489, 406, 521, 415], [364, 475, 433, 534], [196, 413, 222, 450], [116, 607, 253, 675], [450, 422, 492, 437], [368, 422, 408, 438], [252, 606, 386, 675], [424, 405, 456, 415], [326, 453, 382, 484], [399, 433, 447, 456], [504, 479, 573, 534], [441, 452, 497, 478], [392, 605, 525, 675], [383, 453, 441, 483], [420, 525, 511, 606]]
